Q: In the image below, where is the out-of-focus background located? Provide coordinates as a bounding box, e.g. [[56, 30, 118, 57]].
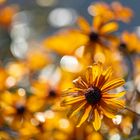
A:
[[0, 0, 140, 61], [0, 1, 140, 140]]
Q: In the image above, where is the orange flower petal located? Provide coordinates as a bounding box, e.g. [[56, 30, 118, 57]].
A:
[[85, 66, 93, 85], [73, 77, 88, 89], [100, 22, 118, 34], [67, 101, 87, 118], [93, 16, 103, 31], [97, 66, 112, 88], [102, 91, 126, 99], [92, 108, 101, 131], [76, 105, 92, 127], [43, 30, 88, 55], [61, 96, 85, 106], [100, 105, 116, 119], [111, 2, 133, 23], [62, 88, 86, 97], [100, 98, 125, 115], [100, 99, 121, 118], [103, 99, 125, 109], [92, 63, 103, 86], [104, 35, 119, 46], [77, 16, 90, 34], [101, 78, 125, 93]]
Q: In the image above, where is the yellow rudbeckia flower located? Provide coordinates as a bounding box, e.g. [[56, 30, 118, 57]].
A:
[[119, 31, 140, 54], [43, 15, 118, 56], [89, 2, 133, 23], [61, 63, 125, 131]]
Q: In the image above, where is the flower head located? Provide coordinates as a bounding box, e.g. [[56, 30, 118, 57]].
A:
[[111, 2, 133, 23], [0, 5, 18, 28], [88, 2, 114, 21], [1, 90, 42, 129], [119, 31, 140, 54], [43, 15, 118, 56], [61, 63, 125, 130], [88, 2, 133, 23]]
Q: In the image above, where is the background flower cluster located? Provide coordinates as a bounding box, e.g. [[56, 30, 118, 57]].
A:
[[0, 0, 140, 140]]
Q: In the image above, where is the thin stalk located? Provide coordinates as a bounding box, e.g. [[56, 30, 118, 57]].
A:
[[124, 107, 140, 117]]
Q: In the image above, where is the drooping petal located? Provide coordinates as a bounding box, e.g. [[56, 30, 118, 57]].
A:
[[73, 77, 88, 89], [67, 101, 87, 118], [61, 96, 85, 106], [102, 91, 126, 99], [101, 78, 125, 93], [104, 35, 119, 46], [103, 98, 125, 109], [100, 99, 122, 118], [77, 16, 91, 34], [62, 88, 86, 97], [92, 108, 101, 131], [43, 29, 88, 55], [76, 105, 92, 127], [101, 98, 125, 115], [87, 107, 94, 122], [100, 98, 125, 119], [99, 22, 118, 34], [99, 104, 116, 119], [111, 2, 133, 23]]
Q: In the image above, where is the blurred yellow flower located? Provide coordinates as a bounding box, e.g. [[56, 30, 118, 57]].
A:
[[87, 132, 103, 140], [43, 15, 118, 56], [29, 80, 61, 110], [19, 111, 74, 140], [89, 2, 133, 23], [1, 91, 41, 129], [31, 80, 60, 99], [26, 47, 50, 71], [88, 2, 114, 21], [0, 131, 12, 140], [0, 1, 137, 139], [6, 61, 29, 82], [119, 31, 140, 53], [78, 45, 124, 78], [111, 2, 133, 23], [0, 5, 18, 27], [61, 63, 125, 130], [43, 29, 88, 55]]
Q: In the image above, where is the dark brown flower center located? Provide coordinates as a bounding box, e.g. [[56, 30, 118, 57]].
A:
[[37, 123, 44, 132], [89, 32, 99, 41], [119, 43, 127, 51], [49, 89, 57, 97], [16, 105, 26, 115], [85, 87, 102, 105]]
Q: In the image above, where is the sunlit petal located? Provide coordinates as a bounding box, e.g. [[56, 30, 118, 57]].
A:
[[102, 91, 126, 99], [93, 108, 101, 130], [101, 78, 125, 93], [77, 16, 90, 34], [61, 96, 85, 106], [100, 22, 118, 34], [67, 101, 87, 118], [76, 105, 92, 127], [73, 77, 88, 89]]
